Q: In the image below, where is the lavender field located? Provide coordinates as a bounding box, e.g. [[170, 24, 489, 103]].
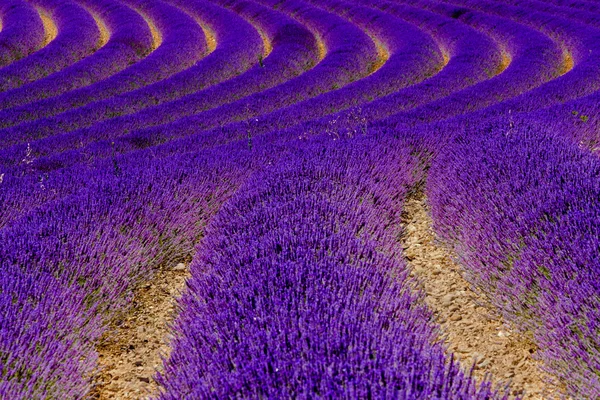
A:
[[0, 0, 599, 398]]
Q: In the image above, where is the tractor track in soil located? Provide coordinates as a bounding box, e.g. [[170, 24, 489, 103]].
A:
[[90, 264, 189, 399], [401, 194, 567, 399]]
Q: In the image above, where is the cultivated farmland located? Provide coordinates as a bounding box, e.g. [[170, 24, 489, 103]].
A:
[[0, 0, 599, 398]]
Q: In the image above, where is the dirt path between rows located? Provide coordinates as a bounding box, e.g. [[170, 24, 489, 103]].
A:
[[37, 8, 58, 47], [367, 36, 389, 75], [90, 264, 189, 399], [90, 193, 568, 399], [136, 9, 162, 50], [401, 194, 566, 399], [199, 23, 217, 54], [89, 10, 110, 48]]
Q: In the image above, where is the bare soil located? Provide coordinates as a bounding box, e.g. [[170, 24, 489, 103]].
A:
[[137, 10, 162, 50], [199, 23, 217, 54], [368, 36, 390, 75], [90, 11, 110, 48], [315, 32, 327, 62], [558, 48, 574, 76], [37, 8, 58, 47], [401, 195, 566, 399], [257, 26, 273, 58], [90, 264, 189, 399], [498, 49, 512, 75]]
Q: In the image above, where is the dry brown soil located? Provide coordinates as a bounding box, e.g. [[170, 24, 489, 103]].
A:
[[137, 10, 162, 50], [90, 264, 189, 399], [91, 11, 111, 48], [200, 23, 217, 54], [401, 194, 566, 399], [37, 8, 58, 47]]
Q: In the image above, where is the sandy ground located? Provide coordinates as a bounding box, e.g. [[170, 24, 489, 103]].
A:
[[37, 8, 58, 47], [137, 10, 162, 50], [401, 194, 566, 399], [90, 11, 110, 48], [200, 23, 217, 54], [90, 264, 189, 399]]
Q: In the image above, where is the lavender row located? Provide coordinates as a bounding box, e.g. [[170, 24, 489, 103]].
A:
[[23, 0, 437, 168], [417, 0, 600, 145], [310, 0, 597, 130], [545, 0, 600, 15], [272, 0, 505, 133], [157, 135, 502, 399], [325, 0, 600, 132], [0, 0, 268, 145], [496, 0, 600, 149], [133, 0, 452, 145], [253, 3, 600, 387], [426, 116, 600, 397], [432, 0, 600, 120], [0, 0, 422, 225], [527, 89, 600, 153], [48, 0, 320, 138], [6, 0, 579, 185], [401, 1, 600, 392], [0, 0, 154, 112], [485, 0, 600, 114], [0, 0, 379, 174], [236, 0, 445, 133], [0, 0, 464, 175], [0, 0, 493, 171], [0, 0, 314, 227], [0, 0, 442, 225], [0, 138, 265, 398], [362, 0, 565, 129], [1, 1, 598, 398], [227, 0, 507, 144], [0, 0, 45, 67], [0, 0, 317, 222], [0, 0, 100, 92], [0, 0, 209, 133], [386, 0, 600, 149]]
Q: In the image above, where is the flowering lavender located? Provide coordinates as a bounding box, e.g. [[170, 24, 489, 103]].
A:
[[0, 0, 100, 92], [0, 0, 153, 112], [0, 0, 599, 397], [0, 0, 45, 66], [157, 136, 502, 399], [427, 118, 600, 397]]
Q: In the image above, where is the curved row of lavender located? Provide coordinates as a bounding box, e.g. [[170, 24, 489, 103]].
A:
[[0, 0, 321, 158], [0, 0, 437, 175], [157, 136, 502, 398], [0, 0, 208, 134], [0, 0, 154, 111], [0, 0, 380, 169], [0, 138, 262, 397], [426, 117, 600, 398], [0, 0, 368, 224], [0, 0, 46, 67], [0, 0, 599, 397], [0, 0, 101, 91]]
